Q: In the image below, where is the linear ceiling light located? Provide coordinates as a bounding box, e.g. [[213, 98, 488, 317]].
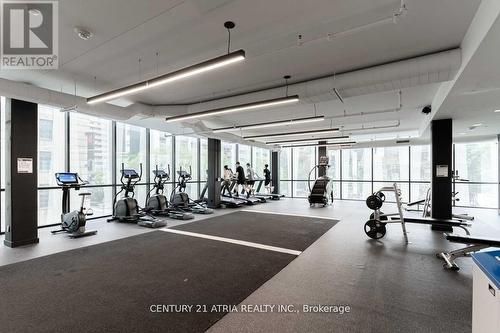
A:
[[87, 50, 246, 104], [281, 141, 356, 148], [165, 95, 300, 123], [266, 135, 349, 145], [212, 116, 324, 133], [244, 128, 339, 140]]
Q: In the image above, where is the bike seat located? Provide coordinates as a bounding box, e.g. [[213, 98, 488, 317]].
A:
[[79, 192, 91, 196]]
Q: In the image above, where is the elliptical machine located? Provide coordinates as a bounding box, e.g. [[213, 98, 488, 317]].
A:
[[52, 172, 97, 238], [307, 156, 333, 207], [170, 166, 214, 214], [108, 163, 166, 228], [145, 165, 194, 220]]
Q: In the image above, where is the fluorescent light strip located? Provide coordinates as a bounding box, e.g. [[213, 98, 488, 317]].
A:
[[165, 95, 300, 123], [244, 127, 339, 140], [266, 135, 349, 145], [87, 50, 246, 104], [281, 141, 356, 148], [212, 116, 324, 133]]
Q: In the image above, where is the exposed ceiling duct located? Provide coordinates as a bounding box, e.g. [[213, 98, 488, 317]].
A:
[[151, 48, 461, 123]]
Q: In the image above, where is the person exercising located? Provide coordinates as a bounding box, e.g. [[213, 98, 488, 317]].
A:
[[222, 165, 233, 197], [263, 164, 272, 193], [245, 163, 256, 197], [234, 162, 245, 197]]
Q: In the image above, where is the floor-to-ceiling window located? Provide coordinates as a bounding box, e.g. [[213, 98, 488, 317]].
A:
[[279, 148, 292, 197], [292, 146, 316, 197], [373, 146, 410, 202], [116, 123, 147, 206], [221, 141, 237, 174], [342, 148, 372, 200], [410, 145, 431, 201], [69, 113, 113, 218], [150, 129, 173, 197], [238, 144, 252, 166], [38, 104, 66, 227], [454, 140, 498, 208], [175, 135, 199, 199], [326, 148, 341, 199], [199, 138, 208, 196], [252, 147, 270, 179]]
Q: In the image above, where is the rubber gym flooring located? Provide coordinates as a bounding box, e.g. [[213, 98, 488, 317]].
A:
[[0, 211, 337, 333]]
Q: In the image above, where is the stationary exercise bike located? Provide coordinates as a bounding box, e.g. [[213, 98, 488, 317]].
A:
[[52, 172, 97, 238], [108, 163, 167, 228], [145, 165, 194, 220]]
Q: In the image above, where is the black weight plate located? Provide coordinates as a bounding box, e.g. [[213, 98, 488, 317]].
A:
[[364, 219, 387, 239]]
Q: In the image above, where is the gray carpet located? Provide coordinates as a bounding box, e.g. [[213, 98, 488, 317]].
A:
[[0, 231, 297, 333], [173, 211, 338, 251]]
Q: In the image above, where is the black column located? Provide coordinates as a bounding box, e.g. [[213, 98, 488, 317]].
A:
[[206, 138, 221, 209], [318, 142, 327, 177], [4, 99, 39, 247], [271, 151, 279, 194], [431, 119, 453, 230]]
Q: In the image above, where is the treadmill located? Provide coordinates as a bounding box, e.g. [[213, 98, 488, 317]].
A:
[[220, 180, 245, 208], [254, 177, 285, 200], [228, 179, 261, 205]]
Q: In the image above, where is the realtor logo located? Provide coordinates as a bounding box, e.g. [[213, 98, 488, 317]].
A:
[[1, 0, 58, 69]]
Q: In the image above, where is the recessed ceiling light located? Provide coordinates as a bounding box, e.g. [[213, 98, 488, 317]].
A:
[[472, 123, 483, 127], [458, 132, 466, 135], [495, 109, 500, 113]]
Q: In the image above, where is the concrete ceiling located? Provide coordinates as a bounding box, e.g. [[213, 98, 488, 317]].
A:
[[2, 0, 498, 148], [431, 4, 500, 139]]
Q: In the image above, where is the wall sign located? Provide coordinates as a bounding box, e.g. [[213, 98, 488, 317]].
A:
[[436, 165, 448, 177], [17, 158, 33, 174]]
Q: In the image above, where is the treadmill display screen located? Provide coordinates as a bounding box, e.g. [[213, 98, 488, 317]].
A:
[[56, 173, 78, 184]]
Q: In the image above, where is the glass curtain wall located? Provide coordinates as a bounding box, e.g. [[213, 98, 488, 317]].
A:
[[38, 105, 66, 227], [175, 136, 199, 199], [454, 141, 498, 208], [69, 113, 113, 218], [278, 143, 499, 209], [149, 129, 173, 199], [116, 123, 147, 207]]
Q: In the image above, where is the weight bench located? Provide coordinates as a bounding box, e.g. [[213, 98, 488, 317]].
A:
[[437, 234, 500, 271]]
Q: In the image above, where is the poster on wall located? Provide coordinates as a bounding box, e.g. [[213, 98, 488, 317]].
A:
[[17, 158, 33, 174]]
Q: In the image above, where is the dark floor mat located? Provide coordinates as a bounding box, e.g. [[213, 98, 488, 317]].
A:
[[173, 211, 338, 251], [0, 231, 296, 333]]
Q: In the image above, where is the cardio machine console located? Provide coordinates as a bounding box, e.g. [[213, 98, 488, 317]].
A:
[[55, 172, 79, 186], [177, 170, 191, 178], [122, 169, 139, 179], [153, 170, 169, 179]]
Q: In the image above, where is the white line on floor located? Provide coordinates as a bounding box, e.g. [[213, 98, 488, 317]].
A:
[[240, 209, 338, 221], [159, 228, 302, 256]]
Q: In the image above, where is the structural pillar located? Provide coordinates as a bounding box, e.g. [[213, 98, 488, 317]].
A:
[[318, 141, 327, 177], [271, 151, 279, 194], [206, 138, 221, 209], [4, 99, 39, 247], [431, 119, 453, 231]]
